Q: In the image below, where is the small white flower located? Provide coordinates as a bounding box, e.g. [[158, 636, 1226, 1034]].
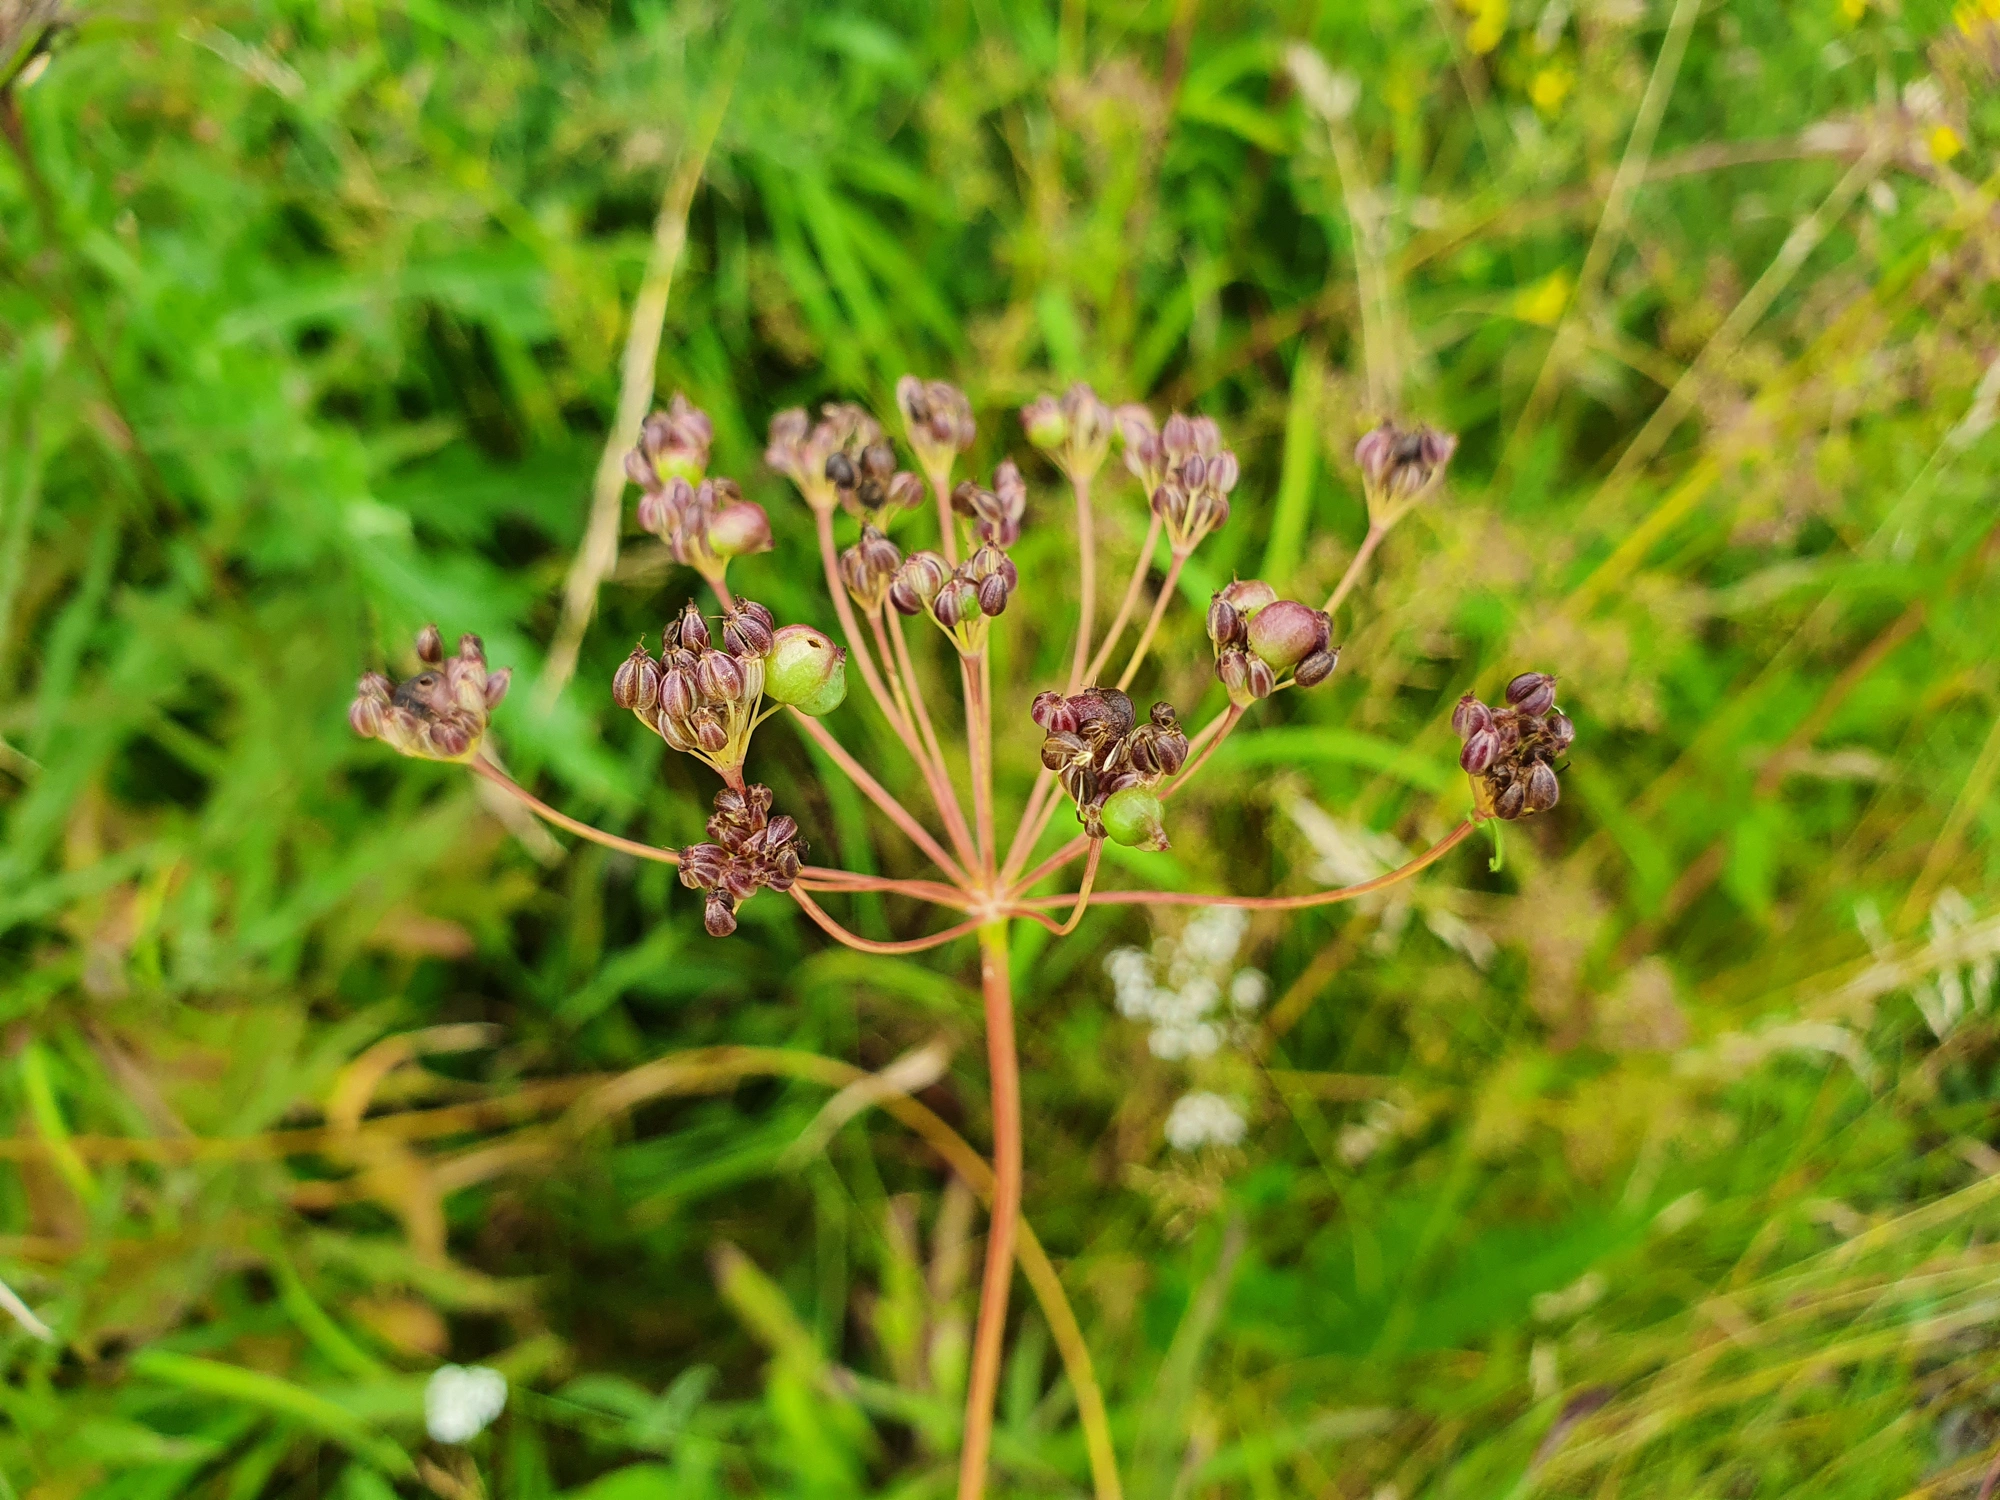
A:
[[1229, 969, 1268, 1012], [1165, 1091, 1247, 1151], [425, 1364, 507, 1444]]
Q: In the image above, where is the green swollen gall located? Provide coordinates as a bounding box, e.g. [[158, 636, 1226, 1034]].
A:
[[765, 624, 847, 715], [1100, 786, 1168, 851]]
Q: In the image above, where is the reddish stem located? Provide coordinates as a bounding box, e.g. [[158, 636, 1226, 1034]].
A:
[[958, 919, 1018, 1500], [1083, 510, 1163, 685], [1013, 820, 1480, 909], [1115, 550, 1187, 692], [787, 709, 969, 886], [1164, 705, 1242, 800], [1068, 471, 1096, 692], [890, 609, 981, 870], [1322, 521, 1388, 619], [788, 887, 983, 954], [470, 758, 680, 864]]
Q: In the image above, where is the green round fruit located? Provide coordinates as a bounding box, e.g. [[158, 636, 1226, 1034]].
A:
[[795, 663, 848, 717], [765, 625, 845, 710], [1100, 787, 1168, 850]]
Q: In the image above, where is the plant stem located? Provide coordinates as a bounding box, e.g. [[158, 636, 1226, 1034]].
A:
[[1115, 551, 1186, 692], [890, 609, 981, 869], [787, 710, 970, 885], [959, 918, 1019, 1500], [871, 607, 975, 851], [1322, 522, 1388, 618], [961, 654, 995, 873], [1083, 512, 1163, 686], [1164, 705, 1242, 798], [788, 889, 983, 954], [814, 507, 919, 750], [930, 470, 961, 566], [1012, 819, 1479, 910], [1069, 472, 1096, 691], [470, 758, 680, 864]]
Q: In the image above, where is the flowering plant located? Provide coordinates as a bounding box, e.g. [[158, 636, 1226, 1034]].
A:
[[350, 378, 1571, 1499]]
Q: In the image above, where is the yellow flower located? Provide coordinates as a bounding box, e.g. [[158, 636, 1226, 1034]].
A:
[[1513, 270, 1573, 328], [1459, 0, 1508, 55], [1841, 0, 1866, 20], [1530, 65, 1574, 117], [1929, 123, 1964, 163]]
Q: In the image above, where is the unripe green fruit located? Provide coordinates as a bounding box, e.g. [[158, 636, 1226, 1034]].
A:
[[766, 625, 847, 713], [1101, 787, 1168, 850]]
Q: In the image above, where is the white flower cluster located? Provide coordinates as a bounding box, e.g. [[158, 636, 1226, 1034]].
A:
[[1105, 906, 1266, 1061], [1105, 905, 1264, 1152], [425, 1363, 507, 1444], [1165, 1091, 1248, 1151]]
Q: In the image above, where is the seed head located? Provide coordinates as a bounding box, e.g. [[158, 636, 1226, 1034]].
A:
[[1034, 687, 1187, 843], [1021, 383, 1115, 482], [1454, 672, 1574, 820], [1353, 420, 1457, 518], [896, 376, 977, 481], [1505, 671, 1558, 717], [633, 394, 715, 485], [839, 526, 904, 613], [350, 627, 508, 763], [612, 645, 663, 713], [952, 461, 1026, 548], [679, 785, 809, 938]]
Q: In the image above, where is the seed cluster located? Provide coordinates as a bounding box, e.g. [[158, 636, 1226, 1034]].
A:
[[1354, 420, 1458, 517], [613, 600, 775, 772], [1021, 383, 1115, 482], [1205, 580, 1340, 705], [624, 394, 772, 575], [679, 784, 806, 937], [896, 376, 978, 478], [890, 540, 1020, 654], [349, 626, 511, 763], [765, 402, 883, 513], [1034, 687, 1189, 848], [1453, 672, 1574, 820], [1118, 410, 1239, 554], [826, 441, 925, 526]]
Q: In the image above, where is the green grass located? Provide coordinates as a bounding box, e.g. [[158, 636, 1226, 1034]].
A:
[[2, 0, 2000, 1495]]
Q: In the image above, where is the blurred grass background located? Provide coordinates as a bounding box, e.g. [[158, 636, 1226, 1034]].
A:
[[2, 0, 2000, 1494]]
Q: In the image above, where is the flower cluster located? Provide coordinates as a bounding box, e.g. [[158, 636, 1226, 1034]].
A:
[[679, 784, 806, 937], [614, 601, 844, 776], [1164, 1091, 1249, 1152], [1021, 383, 1115, 482], [1106, 906, 1265, 1152], [891, 542, 1019, 654], [1034, 686, 1188, 849], [1205, 579, 1340, 706], [1354, 419, 1458, 520], [1116, 410, 1239, 555], [1453, 671, 1574, 820], [764, 402, 883, 513], [348, 626, 511, 763], [896, 375, 977, 480]]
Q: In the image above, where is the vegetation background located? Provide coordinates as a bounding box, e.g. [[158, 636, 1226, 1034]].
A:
[[1, 0, 1998, 1493]]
